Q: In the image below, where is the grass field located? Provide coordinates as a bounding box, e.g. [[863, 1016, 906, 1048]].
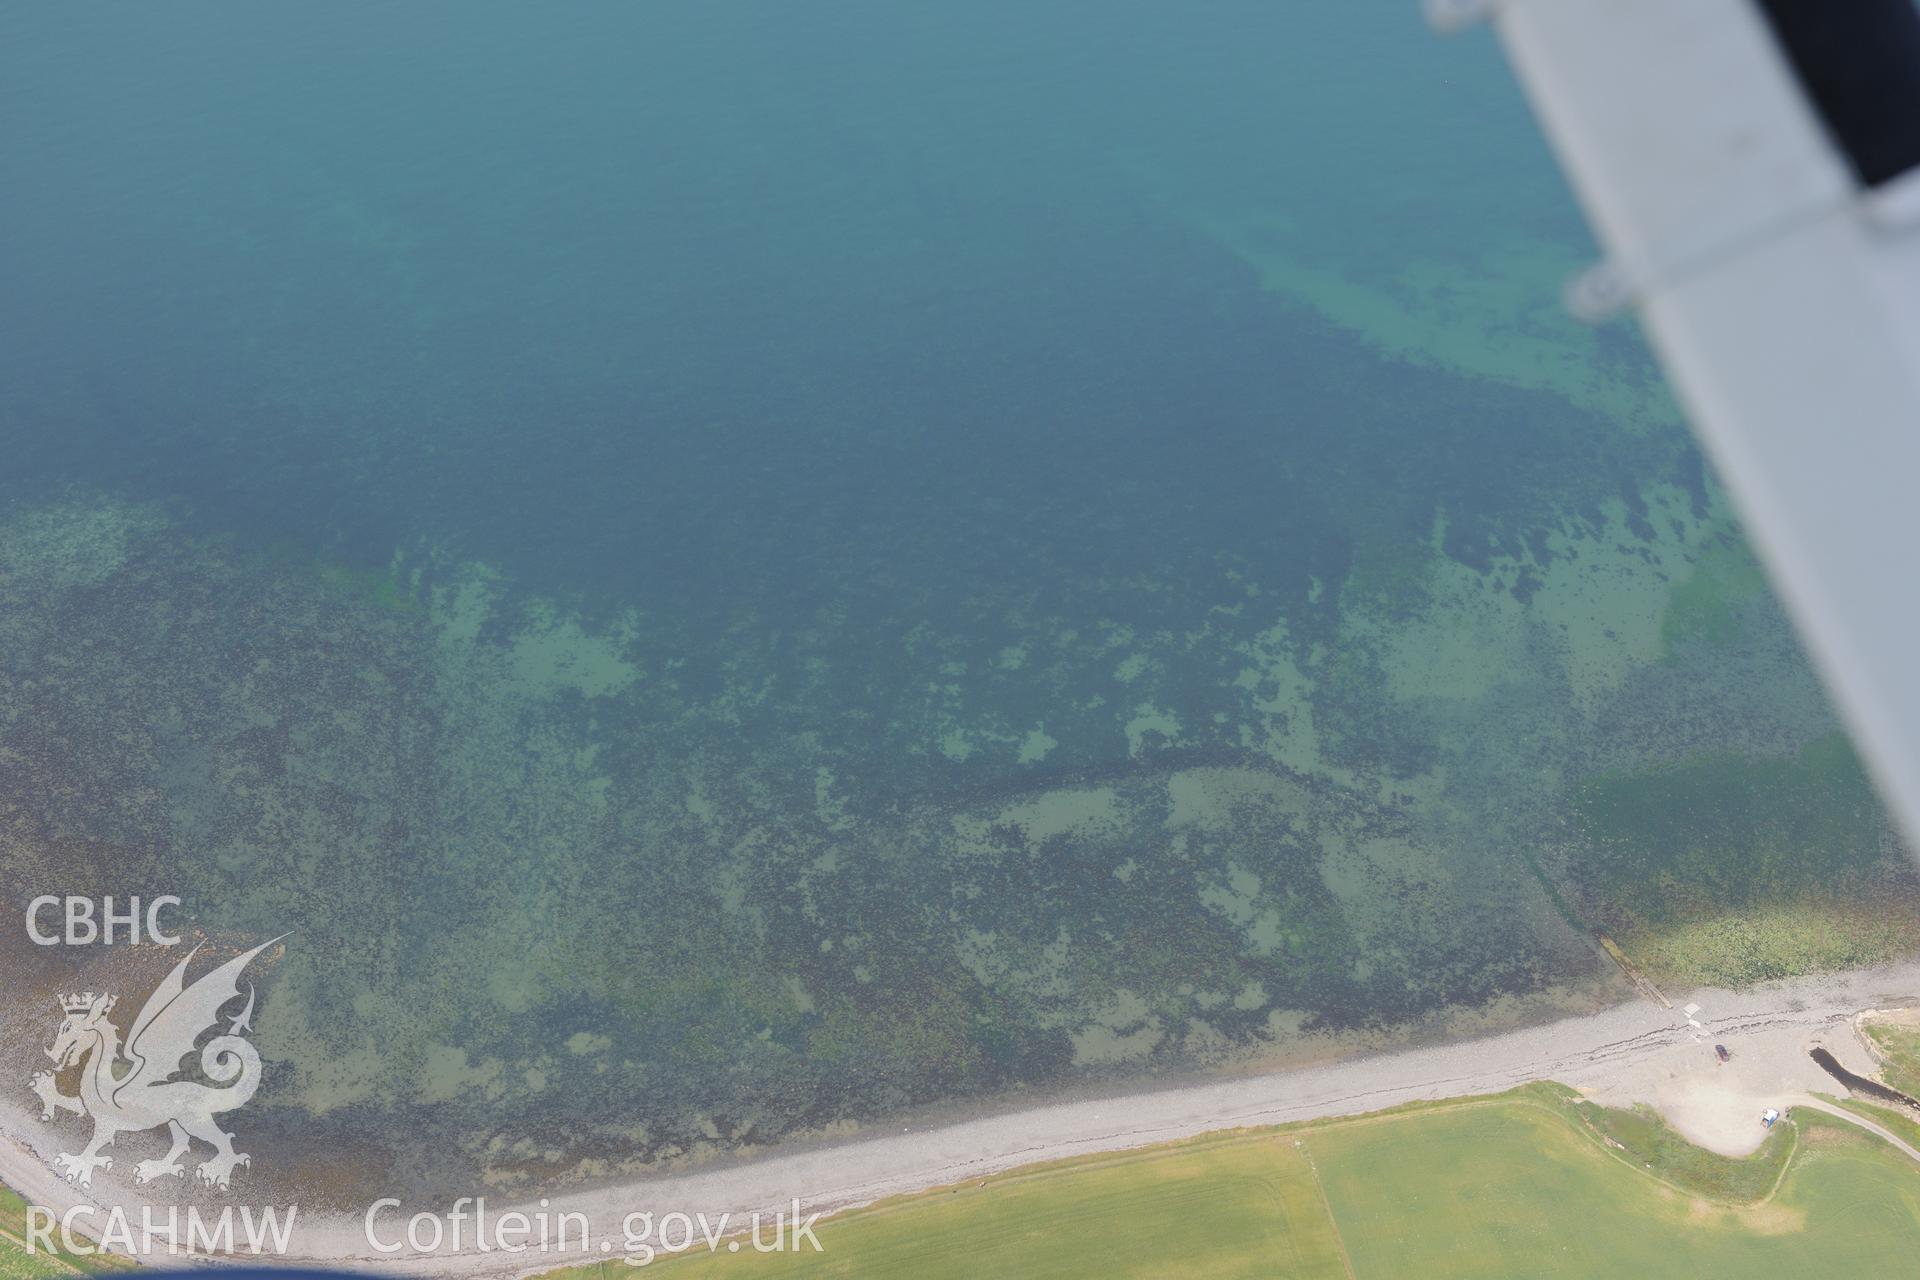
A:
[[0, 1181, 132, 1278], [1865, 1021, 1920, 1099], [4, 1085, 1913, 1277], [549, 1085, 1920, 1279], [1835, 1097, 1920, 1156]]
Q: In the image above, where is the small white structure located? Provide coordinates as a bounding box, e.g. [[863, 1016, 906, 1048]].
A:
[[1761, 1108, 1781, 1128]]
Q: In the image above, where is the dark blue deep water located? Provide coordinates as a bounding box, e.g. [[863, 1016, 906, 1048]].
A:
[[2, 4, 1576, 620]]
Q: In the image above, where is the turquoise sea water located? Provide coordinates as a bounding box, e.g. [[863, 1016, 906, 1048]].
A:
[[0, 4, 1905, 1202]]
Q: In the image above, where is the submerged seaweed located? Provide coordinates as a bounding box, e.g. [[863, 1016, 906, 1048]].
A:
[[1, 418, 1889, 1201]]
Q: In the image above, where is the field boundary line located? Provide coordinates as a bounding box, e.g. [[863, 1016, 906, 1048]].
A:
[[0, 1222, 83, 1276], [741, 1088, 1811, 1245], [1542, 1094, 1800, 1209], [1291, 1139, 1356, 1280]]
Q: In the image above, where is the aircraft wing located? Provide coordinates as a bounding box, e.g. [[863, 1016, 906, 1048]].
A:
[[1432, 0, 1920, 840]]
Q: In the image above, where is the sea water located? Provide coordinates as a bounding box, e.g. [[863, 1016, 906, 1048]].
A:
[[0, 2, 1902, 1202]]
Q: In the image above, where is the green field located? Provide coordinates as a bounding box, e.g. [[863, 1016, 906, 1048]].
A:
[[0, 1182, 132, 1278], [1865, 1021, 1920, 1099], [553, 1085, 1920, 1279]]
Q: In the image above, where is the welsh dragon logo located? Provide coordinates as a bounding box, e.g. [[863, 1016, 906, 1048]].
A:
[[28, 939, 279, 1190]]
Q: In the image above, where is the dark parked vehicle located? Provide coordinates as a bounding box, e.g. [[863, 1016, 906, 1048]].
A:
[[1715, 1044, 1732, 1063]]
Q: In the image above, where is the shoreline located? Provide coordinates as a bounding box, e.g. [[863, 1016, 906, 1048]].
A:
[[8, 959, 1920, 1275], [611, 968, 1620, 1195]]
